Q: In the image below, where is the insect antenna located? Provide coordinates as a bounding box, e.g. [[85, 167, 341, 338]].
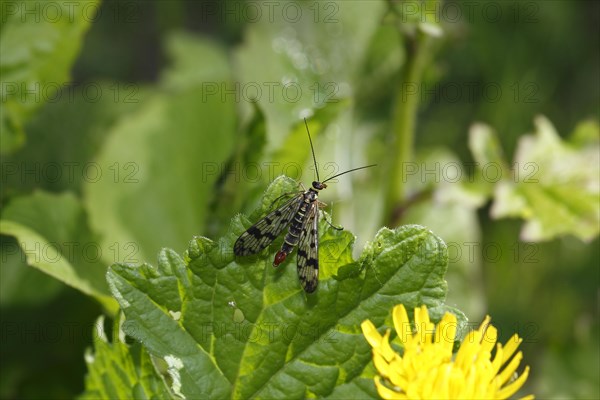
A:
[[304, 118, 320, 182], [322, 164, 377, 184]]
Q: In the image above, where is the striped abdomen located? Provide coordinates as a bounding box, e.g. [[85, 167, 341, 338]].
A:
[[273, 189, 318, 266]]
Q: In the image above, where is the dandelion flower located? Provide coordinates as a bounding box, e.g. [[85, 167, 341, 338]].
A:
[[361, 304, 532, 399]]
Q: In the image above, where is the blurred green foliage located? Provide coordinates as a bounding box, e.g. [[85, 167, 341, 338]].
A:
[[0, 0, 598, 398]]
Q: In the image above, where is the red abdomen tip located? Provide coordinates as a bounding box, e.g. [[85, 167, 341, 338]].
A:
[[273, 251, 287, 267]]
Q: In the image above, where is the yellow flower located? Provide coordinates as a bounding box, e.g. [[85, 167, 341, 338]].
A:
[[361, 304, 532, 399]]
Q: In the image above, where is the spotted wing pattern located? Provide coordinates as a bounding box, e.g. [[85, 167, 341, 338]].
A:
[[234, 194, 303, 256], [296, 203, 320, 293]]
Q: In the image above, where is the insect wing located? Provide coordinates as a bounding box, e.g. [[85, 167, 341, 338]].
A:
[[234, 194, 302, 256], [296, 203, 319, 293]]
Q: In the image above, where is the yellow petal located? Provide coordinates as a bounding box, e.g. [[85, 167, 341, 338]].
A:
[[380, 329, 397, 362], [373, 350, 392, 378], [387, 359, 408, 388], [497, 366, 530, 399], [497, 351, 523, 386], [518, 394, 535, 400], [436, 312, 457, 355], [362, 320, 383, 348], [454, 331, 478, 371], [393, 304, 411, 344], [477, 315, 492, 332], [375, 376, 407, 400], [502, 334, 523, 364], [472, 315, 492, 345], [490, 344, 504, 376], [414, 305, 434, 344], [480, 324, 497, 354]]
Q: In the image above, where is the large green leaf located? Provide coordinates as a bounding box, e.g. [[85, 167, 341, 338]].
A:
[[105, 176, 464, 398], [0, 0, 99, 154], [0, 191, 116, 311], [83, 32, 236, 262]]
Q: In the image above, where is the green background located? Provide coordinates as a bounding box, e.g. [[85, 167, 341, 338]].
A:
[[1, 0, 598, 398]]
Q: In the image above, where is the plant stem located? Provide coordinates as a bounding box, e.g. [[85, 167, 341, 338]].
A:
[[385, 29, 436, 226]]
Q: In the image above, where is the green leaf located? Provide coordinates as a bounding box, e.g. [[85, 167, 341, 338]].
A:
[[80, 314, 172, 400], [0, 235, 63, 305], [83, 32, 236, 262], [0, 191, 117, 311], [106, 176, 463, 398], [489, 116, 600, 242], [1, 81, 145, 198], [0, 0, 99, 155], [570, 119, 600, 147]]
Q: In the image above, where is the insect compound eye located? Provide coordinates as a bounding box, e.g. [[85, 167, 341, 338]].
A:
[[312, 181, 326, 190]]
